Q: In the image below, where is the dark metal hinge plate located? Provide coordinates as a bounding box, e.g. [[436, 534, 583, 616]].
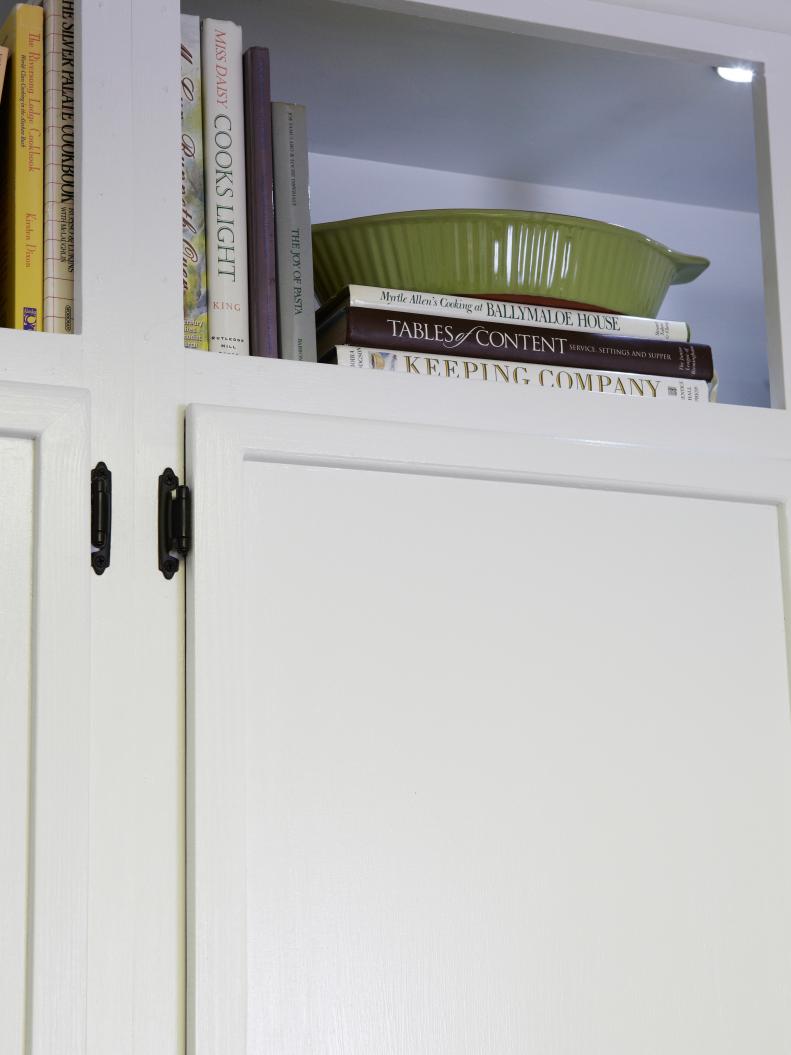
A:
[[158, 467, 192, 579], [91, 462, 112, 575]]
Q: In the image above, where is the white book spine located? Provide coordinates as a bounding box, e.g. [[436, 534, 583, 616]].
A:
[[334, 346, 711, 403], [44, 0, 76, 334], [202, 19, 249, 355], [272, 102, 316, 361], [345, 285, 690, 342]]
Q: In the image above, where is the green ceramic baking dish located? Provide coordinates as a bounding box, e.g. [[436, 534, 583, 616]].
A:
[[311, 208, 709, 318]]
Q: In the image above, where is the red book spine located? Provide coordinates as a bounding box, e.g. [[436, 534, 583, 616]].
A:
[[319, 306, 714, 381], [243, 47, 278, 358]]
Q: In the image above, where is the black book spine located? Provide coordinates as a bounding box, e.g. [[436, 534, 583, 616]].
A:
[[243, 47, 278, 358], [319, 307, 715, 381]]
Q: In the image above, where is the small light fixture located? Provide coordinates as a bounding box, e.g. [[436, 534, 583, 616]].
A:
[[715, 65, 754, 83]]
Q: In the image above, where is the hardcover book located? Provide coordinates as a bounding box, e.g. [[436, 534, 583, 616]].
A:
[[326, 345, 711, 403], [272, 101, 316, 361], [181, 14, 208, 349], [202, 18, 249, 354], [0, 4, 44, 331], [243, 46, 278, 358], [44, 0, 76, 333], [319, 284, 691, 342], [317, 306, 714, 381]]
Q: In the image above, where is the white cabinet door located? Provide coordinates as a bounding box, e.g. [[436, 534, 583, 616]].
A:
[[0, 383, 89, 1055], [187, 399, 791, 1055]]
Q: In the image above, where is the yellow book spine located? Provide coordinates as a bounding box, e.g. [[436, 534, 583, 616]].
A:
[[0, 4, 44, 330]]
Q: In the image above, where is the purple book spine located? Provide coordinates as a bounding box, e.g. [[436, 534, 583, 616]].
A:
[[243, 47, 279, 357]]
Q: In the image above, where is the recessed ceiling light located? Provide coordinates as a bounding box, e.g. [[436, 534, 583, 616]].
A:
[[715, 66, 754, 83]]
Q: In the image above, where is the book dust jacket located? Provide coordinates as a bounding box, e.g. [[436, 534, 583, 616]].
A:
[[0, 3, 44, 330], [201, 18, 249, 354], [181, 14, 208, 349], [44, 0, 76, 333]]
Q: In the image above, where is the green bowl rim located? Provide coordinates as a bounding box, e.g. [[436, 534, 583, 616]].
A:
[[312, 208, 710, 284]]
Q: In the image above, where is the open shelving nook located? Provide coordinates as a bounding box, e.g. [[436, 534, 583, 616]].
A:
[[180, 0, 789, 411]]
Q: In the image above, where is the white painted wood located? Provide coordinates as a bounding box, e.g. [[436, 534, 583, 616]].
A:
[[2, 1, 791, 1053], [184, 351, 791, 466], [592, 0, 791, 34], [170, 12, 791, 1044], [341, 0, 789, 60], [0, 437, 34, 1055], [0, 1, 185, 1050], [0, 383, 90, 1055], [0, 3, 187, 1053], [187, 400, 791, 1053], [121, 0, 187, 1050]]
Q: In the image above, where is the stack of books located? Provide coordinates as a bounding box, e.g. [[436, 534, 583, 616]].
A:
[[180, 15, 315, 361], [0, 1, 76, 333], [317, 285, 716, 405]]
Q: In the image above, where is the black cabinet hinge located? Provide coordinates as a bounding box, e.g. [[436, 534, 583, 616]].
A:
[[91, 462, 112, 575], [158, 467, 192, 579]]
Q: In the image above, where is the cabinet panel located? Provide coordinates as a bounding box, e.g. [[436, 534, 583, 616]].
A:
[[0, 384, 89, 1055], [188, 404, 791, 1054], [0, 438, 34, 1054]]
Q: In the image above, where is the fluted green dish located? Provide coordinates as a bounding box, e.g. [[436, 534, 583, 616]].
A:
[[312, 209, 709, 318]]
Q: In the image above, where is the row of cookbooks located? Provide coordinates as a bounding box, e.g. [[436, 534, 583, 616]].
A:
[[0, 1, 76, 333], [181, 14, 316, 359]]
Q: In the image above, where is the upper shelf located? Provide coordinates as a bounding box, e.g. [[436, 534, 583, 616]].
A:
[[180, 0, 772, 409]]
